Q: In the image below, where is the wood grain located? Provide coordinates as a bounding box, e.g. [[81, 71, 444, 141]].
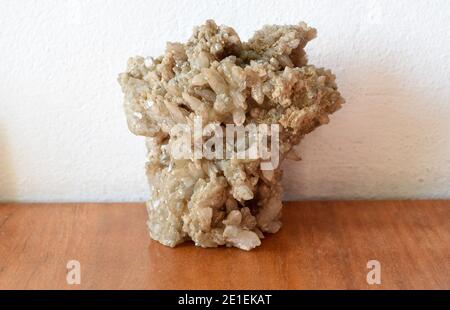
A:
[[0, 201, 449, 289]]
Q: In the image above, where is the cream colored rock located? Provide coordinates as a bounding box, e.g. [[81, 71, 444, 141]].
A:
[[118, 20, 344, 250]]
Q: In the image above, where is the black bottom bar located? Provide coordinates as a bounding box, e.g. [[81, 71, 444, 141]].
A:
[[0, 290, 449, 307]]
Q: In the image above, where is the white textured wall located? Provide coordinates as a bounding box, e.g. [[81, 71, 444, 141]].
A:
[[0, 0, 449, 202]]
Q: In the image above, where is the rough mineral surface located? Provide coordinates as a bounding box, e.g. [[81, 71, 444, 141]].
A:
[[118, 20, 344, 250]]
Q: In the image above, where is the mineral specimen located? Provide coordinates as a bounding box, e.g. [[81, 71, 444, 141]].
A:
[[118, 20, 344, 250]]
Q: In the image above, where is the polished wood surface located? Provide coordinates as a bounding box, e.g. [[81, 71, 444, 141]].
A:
[[0, 201, 449, 289]]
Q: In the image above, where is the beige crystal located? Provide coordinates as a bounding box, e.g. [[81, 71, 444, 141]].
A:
[[118, 20, 344, 250]]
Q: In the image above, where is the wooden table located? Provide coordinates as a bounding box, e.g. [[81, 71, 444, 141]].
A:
[[0, 201, 449, 290]]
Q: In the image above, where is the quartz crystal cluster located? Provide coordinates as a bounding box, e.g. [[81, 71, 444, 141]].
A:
[[118, 20, 344, 250]]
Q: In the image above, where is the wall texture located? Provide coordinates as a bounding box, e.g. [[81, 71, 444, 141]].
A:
[[0, 0, 449, 202]]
